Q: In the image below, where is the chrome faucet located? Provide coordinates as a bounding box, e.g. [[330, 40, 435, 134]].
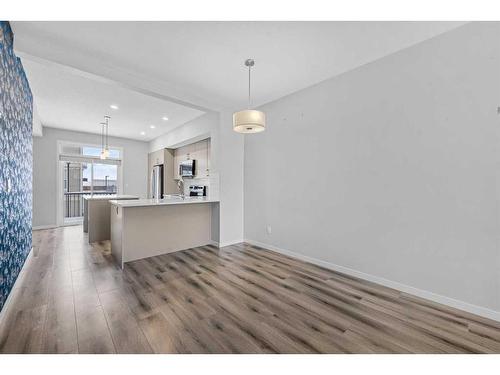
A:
[[177, 178, 185, 199]]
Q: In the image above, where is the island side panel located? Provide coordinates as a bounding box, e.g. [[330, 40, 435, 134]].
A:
[[210, 202, 220, 245], [110, 204, 124, 268], [121, 203, 212, 263], [88, 199, 112, 243], [83, 198, 89, 233]]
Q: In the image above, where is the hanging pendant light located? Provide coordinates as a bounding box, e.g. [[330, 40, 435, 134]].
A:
[[99, 121, 107, 160], [103, 116, 110, 158], [233, 59, 266, 133]]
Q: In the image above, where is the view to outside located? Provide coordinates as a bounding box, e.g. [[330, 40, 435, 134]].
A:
[[63, 146, 120, 220], [82, 146, 119, 193]]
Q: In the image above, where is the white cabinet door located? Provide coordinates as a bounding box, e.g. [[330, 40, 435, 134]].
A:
[[195, 140, 208, 177], [173, 152, 180, 179], [206, 139, 211, 176], [184, 143, 195, 160], [152, 149, 164, 166]]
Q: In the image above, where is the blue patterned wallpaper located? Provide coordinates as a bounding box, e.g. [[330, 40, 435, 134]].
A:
[[0, 21, 33, 311]]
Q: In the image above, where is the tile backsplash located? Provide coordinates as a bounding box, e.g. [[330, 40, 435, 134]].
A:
[[180, 173, 219, 200]]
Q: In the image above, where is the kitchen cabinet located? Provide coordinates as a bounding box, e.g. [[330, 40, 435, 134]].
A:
[[185, 142, 196, 160], [173, 138, 211, 179], [163, 148, 177, 194], [173, 144, 190, 179], [207, 139, 211, 176], [150, 149, 164, 166], [194, 139, 209, 178], [173, 151, 180, 180]]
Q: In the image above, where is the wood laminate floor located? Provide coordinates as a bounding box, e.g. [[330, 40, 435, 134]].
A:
[[1, 225, 500, 353]]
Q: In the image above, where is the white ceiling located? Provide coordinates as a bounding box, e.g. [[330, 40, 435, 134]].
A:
[[21, 59, 204, 141], [12, 21, 466, 139]]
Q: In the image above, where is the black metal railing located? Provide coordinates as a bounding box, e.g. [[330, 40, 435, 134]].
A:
[[64, 191, 115, 218]]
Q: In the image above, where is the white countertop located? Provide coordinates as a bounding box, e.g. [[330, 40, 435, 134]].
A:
[[83, 194, 139, 201], [109, 196, 219, 208]]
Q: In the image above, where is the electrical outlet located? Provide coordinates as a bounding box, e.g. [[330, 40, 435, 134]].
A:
[[266, 225, 272, 235]]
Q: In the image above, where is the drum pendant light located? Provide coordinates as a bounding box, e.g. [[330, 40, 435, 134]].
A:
[[233, 59, 266, 133]]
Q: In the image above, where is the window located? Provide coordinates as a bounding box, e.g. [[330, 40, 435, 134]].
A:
[[58, 142, 123, 223], [92, 163, 118, 193], [82, 146, 120, 159]]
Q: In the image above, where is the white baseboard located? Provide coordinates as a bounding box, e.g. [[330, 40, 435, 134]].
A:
[[32, 224, 57, 231], [32, 222, 84, 231], [244, 239, 500, 323], [0, 246, 34, 321]]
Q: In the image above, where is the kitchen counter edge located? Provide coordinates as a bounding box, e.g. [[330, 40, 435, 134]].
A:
[[109, 198, 219, 208]]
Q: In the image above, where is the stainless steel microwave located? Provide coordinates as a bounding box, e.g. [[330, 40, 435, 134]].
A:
[[179, 159, 195, 177]]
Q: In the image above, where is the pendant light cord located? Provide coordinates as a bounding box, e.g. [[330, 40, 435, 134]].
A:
[[248, 63, 251, 109], [105, 117, 109, 150]]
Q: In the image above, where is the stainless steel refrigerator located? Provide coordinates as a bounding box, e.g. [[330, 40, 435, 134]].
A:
[[150, 164, 164, 199]]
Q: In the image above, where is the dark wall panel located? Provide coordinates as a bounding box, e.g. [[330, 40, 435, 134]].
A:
[[0, 21, 33, 311]]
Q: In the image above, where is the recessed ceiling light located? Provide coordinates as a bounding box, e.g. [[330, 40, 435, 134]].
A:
[[149, 125, 156, 129], [162, 116, 169, 121], [140, 131, 146, 135], [110, 104, 119, 110]]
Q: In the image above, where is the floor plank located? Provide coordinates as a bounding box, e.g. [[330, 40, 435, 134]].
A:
[[1, 225, 500, 353]]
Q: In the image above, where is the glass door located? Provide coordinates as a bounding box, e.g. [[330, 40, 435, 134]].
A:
[[60, 145, 121, 225], [63, 161, 89, 223], [92, 163, 118, 194]]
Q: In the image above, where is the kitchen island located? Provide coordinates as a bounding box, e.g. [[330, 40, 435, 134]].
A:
[[83, 194, 139, 243], [110, 196, 219, 268]]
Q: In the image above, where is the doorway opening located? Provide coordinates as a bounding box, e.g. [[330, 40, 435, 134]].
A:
[[58, 142, 122, 226]]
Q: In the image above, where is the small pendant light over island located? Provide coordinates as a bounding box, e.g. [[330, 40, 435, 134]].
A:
[[100, 115, 111, 159]]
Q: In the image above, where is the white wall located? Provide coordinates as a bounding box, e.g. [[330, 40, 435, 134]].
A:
[[32, 100, 43, 137], [217, 111, 244, 246], [33, 127, 149, 227], [149, 112, 218, 153], [149, 111, 244, 246], [244, 22, 500, 316]]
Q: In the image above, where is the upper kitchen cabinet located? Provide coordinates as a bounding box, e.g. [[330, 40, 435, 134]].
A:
[[207, 139, 211, 177], [150, 149, 164, 166], [194, 139, 210, 178], [163, 149, 177, 194], [173, 143, 192, 179], [173, 150, 180, 180], [173, 138, 210, 179]]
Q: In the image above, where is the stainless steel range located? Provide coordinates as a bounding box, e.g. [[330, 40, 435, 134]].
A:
[[189, 185, 207, 197]]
